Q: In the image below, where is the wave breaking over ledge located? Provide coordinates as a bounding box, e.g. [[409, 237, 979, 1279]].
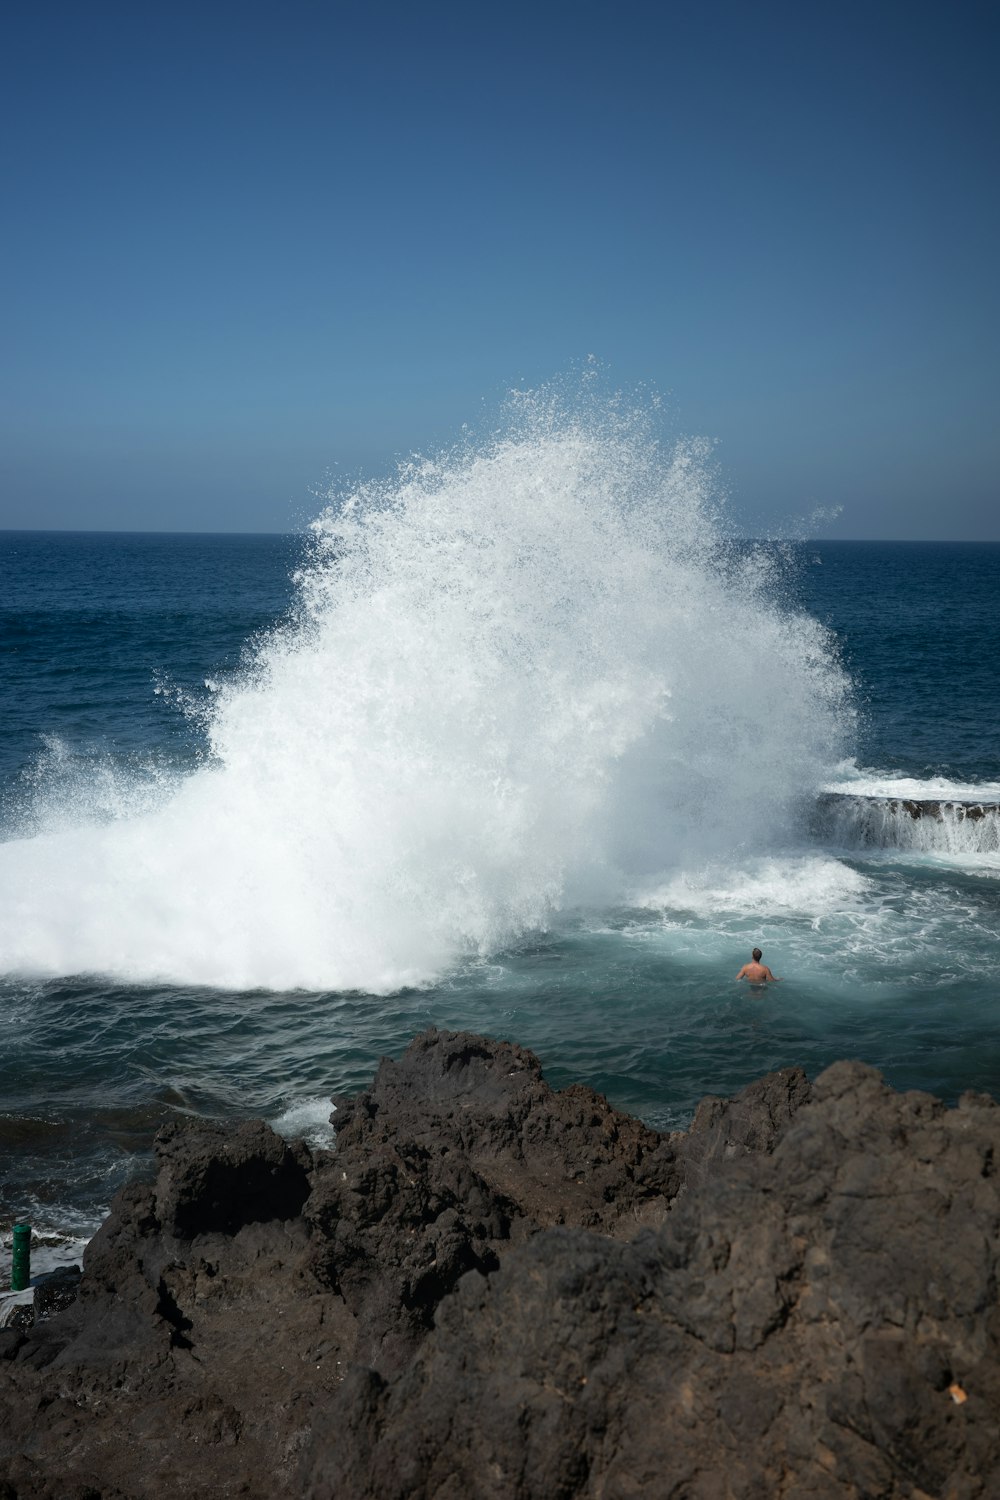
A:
[[817, 791, 1000, 853]]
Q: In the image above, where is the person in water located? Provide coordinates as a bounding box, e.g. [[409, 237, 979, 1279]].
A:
[[735, 947, 780, 984]]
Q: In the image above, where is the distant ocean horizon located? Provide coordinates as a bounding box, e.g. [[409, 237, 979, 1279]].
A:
[[2, 411, 999, 1278], [6, 526, 996, 539]]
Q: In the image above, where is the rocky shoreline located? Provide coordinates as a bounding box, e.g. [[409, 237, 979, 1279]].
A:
[[2, 1028, 998, 1497]]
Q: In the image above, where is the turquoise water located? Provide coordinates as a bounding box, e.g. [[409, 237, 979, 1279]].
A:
[[1, 422, 999, 1254]]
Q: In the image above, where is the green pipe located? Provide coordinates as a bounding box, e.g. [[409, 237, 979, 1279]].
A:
[[11, 1222, 31, 1292]]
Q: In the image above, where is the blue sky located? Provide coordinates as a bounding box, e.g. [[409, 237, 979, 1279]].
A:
[[2, 0, 997, 537]]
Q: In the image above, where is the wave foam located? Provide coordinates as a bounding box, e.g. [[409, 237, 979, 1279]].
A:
[[824, 769, 1000, 803], [819, 772, 1000, 857], [637, 855, 871, 919], [0, 387, 853, 990], [270, 1097, 337, 1151]]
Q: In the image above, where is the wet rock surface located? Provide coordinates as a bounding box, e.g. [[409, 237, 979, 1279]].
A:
[[2, 1028, 998, 1498], [0, 1266, 82, 1338]]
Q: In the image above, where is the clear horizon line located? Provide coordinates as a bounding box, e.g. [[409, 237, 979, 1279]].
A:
[[2, 527, 998, 544]]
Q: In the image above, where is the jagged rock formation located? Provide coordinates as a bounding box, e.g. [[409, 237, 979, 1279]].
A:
[[2, 1029, 997, 1499]]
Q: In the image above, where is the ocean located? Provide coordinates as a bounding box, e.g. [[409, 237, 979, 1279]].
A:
[[2, 403, 999, 1276]]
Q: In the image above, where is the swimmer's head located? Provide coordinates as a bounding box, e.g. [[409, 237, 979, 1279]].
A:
[[752, 948, 762, 962]]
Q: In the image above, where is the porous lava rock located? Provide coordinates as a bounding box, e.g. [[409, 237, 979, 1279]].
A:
[[303, 1029, 704, 1373], [313, 1061, 1000, 1500], [0, 1028, 711, 1497], [3, 1029, 997, 1500]]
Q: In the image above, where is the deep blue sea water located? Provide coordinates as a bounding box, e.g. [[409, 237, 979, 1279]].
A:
[[2, 509, 999, 1272]]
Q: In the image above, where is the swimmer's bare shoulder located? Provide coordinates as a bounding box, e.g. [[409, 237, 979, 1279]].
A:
[[735, 950, 781, 983]]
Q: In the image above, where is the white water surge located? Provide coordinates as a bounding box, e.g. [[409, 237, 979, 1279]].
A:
[[0, 394, 855, 990], [818, 795, 1000, 858]]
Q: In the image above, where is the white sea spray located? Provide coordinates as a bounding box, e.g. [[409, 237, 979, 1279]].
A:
[[0, 389, 856, 990]]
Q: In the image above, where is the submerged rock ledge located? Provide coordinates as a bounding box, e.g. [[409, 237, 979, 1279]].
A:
[[2, 1028, 998, 1498]]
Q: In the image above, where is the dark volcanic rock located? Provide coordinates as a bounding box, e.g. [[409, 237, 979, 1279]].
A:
[[0, 1267, 82, 1339], [33, 1264, 82, 1320], [301, 1034, 806, 1376], [673, 1061, 813, 1191], [312, 1060, 1000, 1500], [4, 1028, 996, 1500], [1, 1028, 718, 1498], [155, 1117, 313, 1237], [302, 1029, 712, 1373]]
